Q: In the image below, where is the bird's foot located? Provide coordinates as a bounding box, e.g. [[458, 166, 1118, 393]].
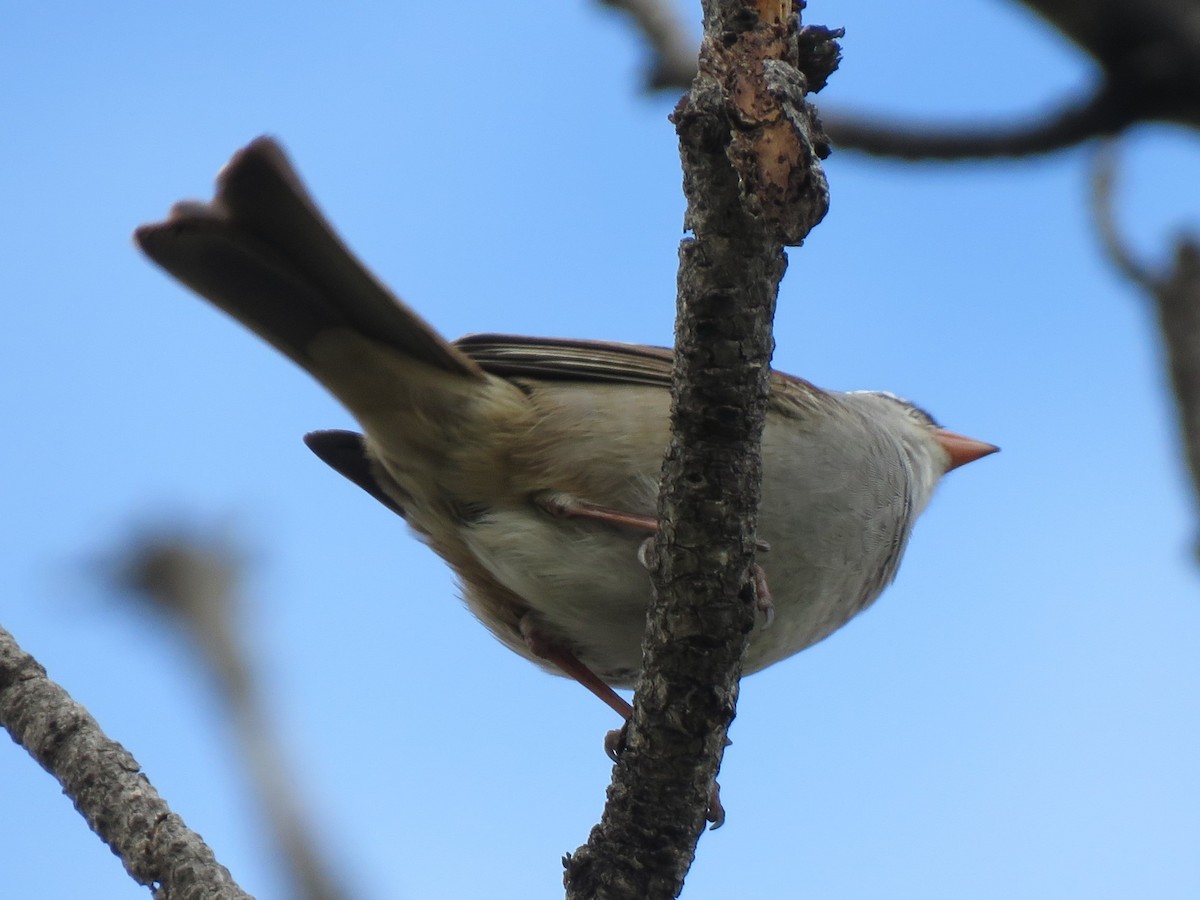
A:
[[752, 563, 774, 629]]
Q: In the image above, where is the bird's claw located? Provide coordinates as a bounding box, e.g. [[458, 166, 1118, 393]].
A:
[[752, 563, 774, 629], [637, 536, 657, 571], [706, 781, 726, 829], [604, 722, 630, 762]]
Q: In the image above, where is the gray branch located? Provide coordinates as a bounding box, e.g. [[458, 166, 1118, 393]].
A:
[[112, 529, 350, 900], [0, 623, 251, 899]]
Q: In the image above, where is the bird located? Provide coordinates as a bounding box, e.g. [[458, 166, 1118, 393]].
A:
[[135, 136, 996, 725]]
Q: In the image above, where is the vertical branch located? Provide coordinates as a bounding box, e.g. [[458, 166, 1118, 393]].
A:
[[564, 2, 837, 897], [1152, 247, 1200, 552], [1093, 146, 1200, 555]]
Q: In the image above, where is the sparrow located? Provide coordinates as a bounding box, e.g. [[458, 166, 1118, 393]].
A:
[[135, 137, 996, 723]]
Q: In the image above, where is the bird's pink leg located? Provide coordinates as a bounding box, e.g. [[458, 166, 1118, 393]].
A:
[[526, 493, 744, 825], [536, 490, 774, 628], [519, 616, 633, 720], [534, 491, 659, 532]]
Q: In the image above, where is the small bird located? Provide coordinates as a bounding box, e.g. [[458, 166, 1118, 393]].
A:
[[135, 137, 996, 723]]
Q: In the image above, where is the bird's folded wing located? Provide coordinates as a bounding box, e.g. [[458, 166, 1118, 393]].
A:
[[455, 334, 824, 408], [454, 334, 676, 386]]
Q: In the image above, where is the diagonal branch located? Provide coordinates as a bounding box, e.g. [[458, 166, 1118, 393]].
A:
[[0, 623, 250, 899], [599, 0, 699, 90], [112, 529, 350, 900]]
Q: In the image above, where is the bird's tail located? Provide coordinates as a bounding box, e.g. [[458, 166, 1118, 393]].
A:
[[134, 138, 509, 473]]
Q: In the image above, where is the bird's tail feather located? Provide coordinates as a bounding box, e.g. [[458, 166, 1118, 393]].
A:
[[134, 137, 484, 387]]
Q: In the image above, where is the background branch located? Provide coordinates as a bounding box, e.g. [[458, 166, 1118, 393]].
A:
[[0, 624, 250, 899], [112, 529, 349, 900], [1091, 146, 1200, 555], [600, 0, 700, 90], [821, 87, 1134, 160], [827, 0, 1200, 159]]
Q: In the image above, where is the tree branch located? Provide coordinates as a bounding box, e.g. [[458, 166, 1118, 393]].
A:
[[1091, 144, 1200, 555], [1017, 0, 1200, 122], [0, 624, 250, 899], [603, 0, 1200, 161], [112, 528, 350, 900], [826, 0, 1200, 161], [563, 2, 835, 896], [599, 0, 700, 91], [823, 86, 1135, 160]]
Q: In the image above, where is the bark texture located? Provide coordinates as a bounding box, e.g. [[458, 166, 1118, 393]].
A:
[[563, 2, 836, 897], [0, 624, 250, 899]]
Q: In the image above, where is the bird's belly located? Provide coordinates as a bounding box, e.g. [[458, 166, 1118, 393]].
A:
[[460, 508, 654, 684], [458, 500, 891, 688]]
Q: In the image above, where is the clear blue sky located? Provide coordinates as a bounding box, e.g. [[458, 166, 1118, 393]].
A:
[[4, 1, 1199, 897]]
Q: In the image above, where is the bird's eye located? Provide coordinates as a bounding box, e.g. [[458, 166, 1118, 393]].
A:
[[904, 402, 941, 429]]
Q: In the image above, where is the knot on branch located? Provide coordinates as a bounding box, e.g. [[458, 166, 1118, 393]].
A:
[[796, 24, 842, 93], [673, 9, 839, 246]]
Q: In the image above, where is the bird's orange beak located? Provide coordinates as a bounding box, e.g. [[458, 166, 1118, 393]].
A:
[[934, 429, 999, 472]]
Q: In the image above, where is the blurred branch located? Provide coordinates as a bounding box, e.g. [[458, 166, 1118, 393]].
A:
[[1018, 0, 1200, 115], [599, 0, 698, 90], [563, 1, 835, 896], [822, 87, 1134, 160], [1091, 146, 1200, 555], [113, 529, 349, 900], [0, 623, 250, 899], [827, 0, 1200, 160]]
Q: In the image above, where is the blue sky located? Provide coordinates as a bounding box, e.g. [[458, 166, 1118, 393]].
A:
[[3, 1, 1199, 897]]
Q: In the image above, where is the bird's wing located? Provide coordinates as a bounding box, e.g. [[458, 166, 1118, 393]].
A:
[[454, 334, 675, 387], [455, 333, 825, 409]]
